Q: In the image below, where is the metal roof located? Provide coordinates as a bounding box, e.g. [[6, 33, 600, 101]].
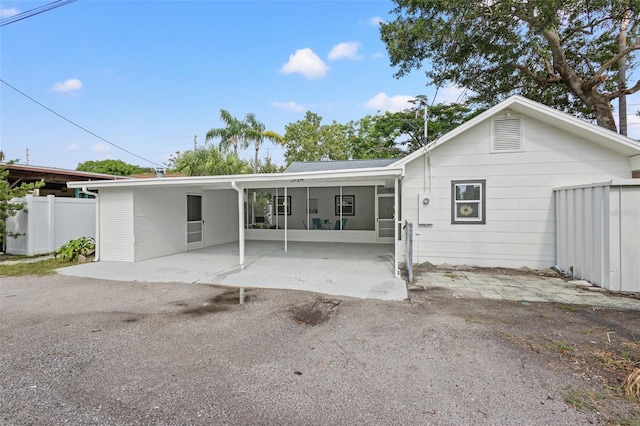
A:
[[1, 163, 128, 180], [284, 159, 399, 173]]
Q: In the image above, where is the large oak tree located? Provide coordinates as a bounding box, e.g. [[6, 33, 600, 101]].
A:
[[380, 0, 640, 133]]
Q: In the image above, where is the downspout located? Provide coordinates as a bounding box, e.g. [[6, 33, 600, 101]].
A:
[[230, 181, 245, 266], [81, 187, 100, 261]]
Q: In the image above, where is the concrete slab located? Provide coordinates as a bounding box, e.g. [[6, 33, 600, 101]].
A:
[[417, 271, 640, 310], [58, 241, 407, 301]]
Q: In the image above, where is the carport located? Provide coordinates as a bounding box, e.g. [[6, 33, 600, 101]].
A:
[[66, 165, 403, 272], [59, 240, 407, 300]]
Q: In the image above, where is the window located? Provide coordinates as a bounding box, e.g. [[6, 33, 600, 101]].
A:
[[187, 194, 202, 222], [275, 196, 291, 215], [307, 198, 318, 214], [335, 195, 355, 216], [451, 180, 485, 224]]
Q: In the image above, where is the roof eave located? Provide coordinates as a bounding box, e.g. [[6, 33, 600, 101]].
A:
[[66, 167, 404, 190]]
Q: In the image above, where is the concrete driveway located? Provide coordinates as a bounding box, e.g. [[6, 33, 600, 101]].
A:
[[58, 241, 407, 301]]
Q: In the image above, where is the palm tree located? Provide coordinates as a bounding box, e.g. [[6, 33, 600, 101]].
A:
[[205, 109, 249, 155], [167, 146, 250, 176], [244, 113, 284, 173]]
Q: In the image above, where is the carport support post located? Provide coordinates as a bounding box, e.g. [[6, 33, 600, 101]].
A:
[[394, 177, 399, 278], [231, 182, 245, 266], [284, 186, 288, 252]]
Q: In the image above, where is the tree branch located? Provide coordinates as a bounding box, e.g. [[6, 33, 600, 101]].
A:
[[586, 40, 640, 88], [606, 79, 640, 100]]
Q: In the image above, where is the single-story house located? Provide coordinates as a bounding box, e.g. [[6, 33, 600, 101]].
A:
[[67, 96, 640, 292]]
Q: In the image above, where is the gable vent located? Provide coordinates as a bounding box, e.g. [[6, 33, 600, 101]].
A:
[[491, 116, 523, 152]]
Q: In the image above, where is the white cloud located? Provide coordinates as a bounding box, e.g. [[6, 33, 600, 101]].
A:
[[92, 143, 110, 153], [52, 78, 83, 92], [272, 101, 305, 112], [280, 48, 328, 79], [371, 52, 384, 59], [370, 16, 383, 26], [364, 92, 415, 113], [67, 143, 81, 151], [1, 8, 19, 18], [328, 41, 362, 61]]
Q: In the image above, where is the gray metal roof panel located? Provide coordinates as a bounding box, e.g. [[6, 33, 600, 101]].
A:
[[284, 158, 399, 173]]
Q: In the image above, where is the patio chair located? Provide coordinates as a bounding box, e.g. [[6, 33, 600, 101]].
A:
[[302, 219, 307, 229], [334, 218, 348, 230], [312, 218, 322, 230]]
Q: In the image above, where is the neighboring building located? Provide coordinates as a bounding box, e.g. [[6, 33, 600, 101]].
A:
[[1, 164, 125, 254], [2, 163, 126, 197], [66, 96, 640, 292]]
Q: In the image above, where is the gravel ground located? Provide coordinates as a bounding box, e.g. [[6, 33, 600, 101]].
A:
[[1, 275, 603, 425]]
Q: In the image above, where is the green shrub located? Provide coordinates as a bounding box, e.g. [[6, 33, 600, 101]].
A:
[[55, 237, 95, 262]]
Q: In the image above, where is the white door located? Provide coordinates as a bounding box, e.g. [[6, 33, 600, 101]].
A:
[[376, 194, 395, 243], [186, 194, 203, 251]]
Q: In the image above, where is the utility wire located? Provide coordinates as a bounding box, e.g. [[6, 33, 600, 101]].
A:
[[0, 0, 77, 27], [1, 78, 163, 167]]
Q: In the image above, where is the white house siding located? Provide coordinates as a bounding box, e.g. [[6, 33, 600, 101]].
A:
[[402, 114, 632, 269], [99, 189, 135, 262], [203, 189, 238, 246], [133, 187, 192, 262], [555, 184, 640, 292]]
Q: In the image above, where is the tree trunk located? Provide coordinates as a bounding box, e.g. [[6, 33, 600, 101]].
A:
[[585, 92, 618, 132], [542, 28, 618, 132], [254, 143, 259, 174], [618, 9, 630, 136]]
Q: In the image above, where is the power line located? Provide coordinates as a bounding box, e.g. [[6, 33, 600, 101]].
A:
[[0, 0, 77, 27], [1, 78, 163, 167]]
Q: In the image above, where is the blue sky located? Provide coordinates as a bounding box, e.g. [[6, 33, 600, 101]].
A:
[[1, 0, 639, 170]]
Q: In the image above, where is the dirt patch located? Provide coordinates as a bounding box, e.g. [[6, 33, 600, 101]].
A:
[[183, 290, 250, 316], [410, 290, 640, 424], [291, 299, 340, 326]]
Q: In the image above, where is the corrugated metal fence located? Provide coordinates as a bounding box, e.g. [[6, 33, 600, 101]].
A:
[[554, 181, 640, 292], [5, 195, 96, 256]]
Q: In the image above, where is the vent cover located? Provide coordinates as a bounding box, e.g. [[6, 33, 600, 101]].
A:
[[491, 117, 522, 152]]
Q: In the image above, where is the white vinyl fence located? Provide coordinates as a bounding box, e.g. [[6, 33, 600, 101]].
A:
[[5, 195, 96, 256]]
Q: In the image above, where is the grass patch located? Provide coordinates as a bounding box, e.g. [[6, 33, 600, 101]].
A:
[[444, 272, 458, 279], [0, 258, 72, 277], [606, 415, 640, 426], [563, 386, 609, 412], [556, 343, 575, 353], [556, 303, 580, 313]]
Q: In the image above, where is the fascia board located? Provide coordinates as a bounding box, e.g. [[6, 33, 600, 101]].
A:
[[66, 167, 403, 190]]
